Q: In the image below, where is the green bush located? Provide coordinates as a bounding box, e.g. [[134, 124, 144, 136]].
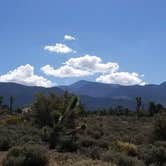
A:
[[57, 135, 78, 152], [86, 128, 104, 139], [154, 141, 166, 148], [97, 140, 109, 150], [139, 145, 166, 166], [2, 145, 48, 166], [5, 116, 23, 125], [19, 135, 42, 145], [86, 146, 101, 160], [0, 135, 12, 151], [0, 125, 42, 149], [79, 136, 97, 148], [154, 114, 166, 141]]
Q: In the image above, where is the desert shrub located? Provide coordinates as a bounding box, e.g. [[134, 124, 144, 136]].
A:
[[79, 136, 97, 148], [139, 145, 166, 166], [132, 133, 147, 145], [86, 146, 101, 160], [115, 154, 144, 166], [77, 145, 103, 160], [19, 134, 42, 145], [0, 135, 12, 151], [2, 145, 48, 166], [0, 125, 42, 148], [153, 114, 166, 140], [5, 116, 23, 125], [57, 135, 78, 152], [40, 126, 52, 142], [86, 128, 104, 139], [97, 140, 109, 150], [154, 141, 166, 148], [101, 150, 143, 166], [112, 141, 138, 156], [0, 115, 23, 126]]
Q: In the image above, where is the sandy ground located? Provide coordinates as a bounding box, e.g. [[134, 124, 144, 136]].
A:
[[48, 150, 113, 166]]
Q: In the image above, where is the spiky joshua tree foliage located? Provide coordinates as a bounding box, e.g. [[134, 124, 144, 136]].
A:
[[32, 92, 86, 150]]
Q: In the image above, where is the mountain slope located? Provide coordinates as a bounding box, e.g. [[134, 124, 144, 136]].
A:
[[0, 82, 63, 108], [0, 81, 166, 110], [61, 80, 166, 110]]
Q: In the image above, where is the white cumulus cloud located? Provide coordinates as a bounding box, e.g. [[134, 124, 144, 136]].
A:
[[64, 35, 76, 41], [44, 43, 76, 54], [96, 72, 146, 86], [41, 54, 145, 86], [41, 55, 119, 78], [64, 55, 119, 74], [0, 64, 53, 87], [41, 65, 91, 78]]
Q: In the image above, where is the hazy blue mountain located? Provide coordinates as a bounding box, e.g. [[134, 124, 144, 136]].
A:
[[61, 80, 166, 110], [79, 95, 136, 110], [0, 80, 166, 110], [0, 82, 63, 108]]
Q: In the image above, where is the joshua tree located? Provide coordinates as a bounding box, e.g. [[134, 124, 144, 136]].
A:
[[9, 96, 14, 113], [58, 95, 84, 129], [156, 104, 163, 113], [149, 102, 163, 116], [0, 96, 3, 107], [50, 95, 86, 149], [149, 101, 156, 116], [136, 96, 142, 119], [32, 92, 86, 150]]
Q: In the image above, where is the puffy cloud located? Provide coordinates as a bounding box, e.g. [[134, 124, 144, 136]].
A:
[[41, 54, 145, 86], [0, 64, 53, 87], [41, 55, 119, 78], [96, 72, 146, 86], [64, 55, 119, 74], [44, 43, 76, 54], [64, 35, 76, 41], [41, 65, 91, 78]]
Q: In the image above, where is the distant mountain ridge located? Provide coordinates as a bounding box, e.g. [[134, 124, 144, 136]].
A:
[[0, 82, 63, 108], [0, 81, 166, 110], [60, 80, 166, 110]]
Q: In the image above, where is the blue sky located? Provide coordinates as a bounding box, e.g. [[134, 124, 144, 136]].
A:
[[0, 0, 166, 86]]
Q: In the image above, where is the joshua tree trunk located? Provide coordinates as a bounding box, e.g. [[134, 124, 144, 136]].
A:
[[0, 96, 3, 107], [136, 97, 142, 119], [9, 96, 14, 113]]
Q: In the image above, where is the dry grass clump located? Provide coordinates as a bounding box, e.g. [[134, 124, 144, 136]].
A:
[[115, 141, 138, 156]]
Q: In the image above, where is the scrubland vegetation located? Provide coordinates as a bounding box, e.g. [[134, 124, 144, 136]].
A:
[[0, 93, 166, 166]]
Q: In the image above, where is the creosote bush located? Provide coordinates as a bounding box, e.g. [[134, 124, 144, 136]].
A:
[[0, 136, 11, 151], [0, 125, 42, 149], [57, 135, 78, 152], [153, 113, 166, 141], [2, 145, 48, 166], [139, 144, 166, 166]]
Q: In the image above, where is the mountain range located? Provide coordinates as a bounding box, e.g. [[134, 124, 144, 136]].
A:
[[1, 80, 166, 111]]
